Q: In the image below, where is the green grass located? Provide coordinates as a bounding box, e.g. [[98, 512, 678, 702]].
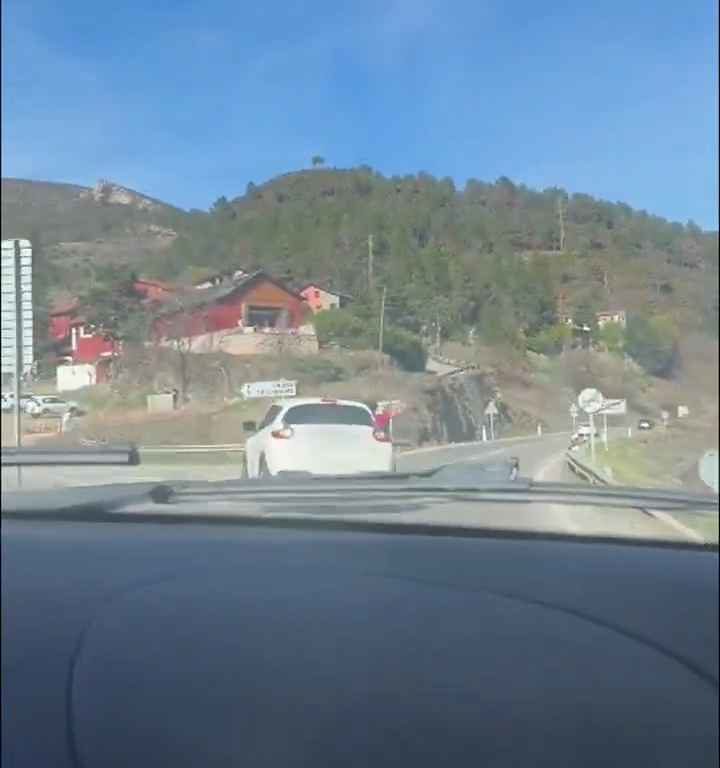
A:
[[589, 440, 665, 487]]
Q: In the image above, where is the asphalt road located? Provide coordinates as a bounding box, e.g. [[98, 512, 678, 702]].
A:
[[2, 431, 700, 542]]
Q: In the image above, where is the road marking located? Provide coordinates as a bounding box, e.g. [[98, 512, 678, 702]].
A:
[[401, 432, 571, 457], [533, 452, 581, 534]]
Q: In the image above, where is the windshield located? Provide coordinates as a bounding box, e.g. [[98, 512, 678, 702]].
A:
[[1, 2, 718, 547], [284, 404, 374, 427]]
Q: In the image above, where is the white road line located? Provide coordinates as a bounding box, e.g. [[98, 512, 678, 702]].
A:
[[533, 452, 581, 534]]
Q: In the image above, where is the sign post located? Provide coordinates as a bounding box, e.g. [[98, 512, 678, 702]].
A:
[[578, 388, 604, 465], [485, 401, 498, 441], [569, 402, 578, 432], [1, 239, 34, 448], [661, 410, 669, 430]]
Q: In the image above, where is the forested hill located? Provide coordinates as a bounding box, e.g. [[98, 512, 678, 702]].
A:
[[2, 169, 718, 347], [160, 168, 719, 341]]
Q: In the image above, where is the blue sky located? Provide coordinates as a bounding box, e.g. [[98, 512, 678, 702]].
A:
[[2, 0, 718, 227]]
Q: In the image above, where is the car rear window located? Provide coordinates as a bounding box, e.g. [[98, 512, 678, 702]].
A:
[[283, 404, 374, 427]]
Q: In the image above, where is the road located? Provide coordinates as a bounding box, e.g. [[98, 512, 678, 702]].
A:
[[2, 432, 699, 541]]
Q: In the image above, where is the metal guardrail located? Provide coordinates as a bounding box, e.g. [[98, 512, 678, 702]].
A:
[[566, 451, 610, 486], [140, 444, 246, 454], [2, 445, 140, 466], [566, 449, 714, 544]]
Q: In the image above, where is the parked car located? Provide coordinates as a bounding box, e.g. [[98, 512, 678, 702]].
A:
[[575, 424, 599, 439], [638, 418, 655, 431], [243, 397, 395, 478], [1, 392, 37, 412], [24, 395, 80, 418]]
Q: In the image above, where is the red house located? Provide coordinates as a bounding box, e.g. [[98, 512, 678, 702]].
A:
[[154, 271, 310, 342], [49, 300, 118, 380]]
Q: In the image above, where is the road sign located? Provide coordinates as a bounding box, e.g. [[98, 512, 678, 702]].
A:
[[578, 388, 604, 414], [599, 398, 627, 416], [677, 405, 689, 419], [377, 399, 406, 416], [698, 450, 718, 494], [241, 379, 297, 399], [1, 239, 34, 379]]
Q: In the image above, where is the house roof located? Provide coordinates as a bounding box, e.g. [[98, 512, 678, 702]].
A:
[[298, 282, 353, 300], [155, 270, 305, 316], [596, 309, 626, 316], [50, 298, 80, 316]]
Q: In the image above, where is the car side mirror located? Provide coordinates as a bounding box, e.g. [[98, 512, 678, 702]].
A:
[[242, 421, 257, 433]]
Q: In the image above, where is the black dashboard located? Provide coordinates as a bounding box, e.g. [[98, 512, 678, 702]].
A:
[[2, 517, 718, 767]]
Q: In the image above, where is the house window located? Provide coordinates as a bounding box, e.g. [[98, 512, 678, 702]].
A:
[[246, 306, 283, 328], [79, 325, 94, 338]]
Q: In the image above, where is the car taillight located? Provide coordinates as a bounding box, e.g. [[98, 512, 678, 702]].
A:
[[271, 425, 294, 439], [373, 429, 391, 443]]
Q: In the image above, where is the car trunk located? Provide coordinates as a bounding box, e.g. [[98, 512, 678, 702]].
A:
[[274, 424, 391, 475]]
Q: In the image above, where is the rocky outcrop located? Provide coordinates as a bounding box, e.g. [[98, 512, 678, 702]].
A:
[[81, 180, 160, 210]]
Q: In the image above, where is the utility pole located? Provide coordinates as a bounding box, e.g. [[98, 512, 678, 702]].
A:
[[367, 234, 375, 293], [557, 196, 566, 252], [378, 285, 386, 366]]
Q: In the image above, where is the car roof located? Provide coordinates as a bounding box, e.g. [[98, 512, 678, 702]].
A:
[[271, 397, 372, 411]]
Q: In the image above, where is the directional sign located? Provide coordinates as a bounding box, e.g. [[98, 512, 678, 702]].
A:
[[484, 401, 499, 417], [1, 239, 34, 378], [377, 400, 406, 416], [578, 388, 604, 414], [677, 405, 689, 419], [241, 379, 297, 399], [698, 450, 718, 495], [599, 398, 627, 416]]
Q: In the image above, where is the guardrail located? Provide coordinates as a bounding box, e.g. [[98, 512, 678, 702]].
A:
[[139, 444, 245, 454], [566, 448, 711, 543], [565, 451, 610, 485]]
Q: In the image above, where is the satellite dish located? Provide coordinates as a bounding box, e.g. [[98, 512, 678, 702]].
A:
[[698, 450, 718, 495], [578, 388, 604, 414]]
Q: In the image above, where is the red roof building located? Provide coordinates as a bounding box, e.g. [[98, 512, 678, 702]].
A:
[[153, 271, 310, 342]]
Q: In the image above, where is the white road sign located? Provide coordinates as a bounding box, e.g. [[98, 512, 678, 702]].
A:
[[484, 401, 499, 416], [1, 239, 34, 378], [241, 379, 297, 399], [377, 400, 406, 415], [677, 405, 689, 418], [698, 450, 718, 494], [578, 388, 604, 414], [599, 398, 627, 416]]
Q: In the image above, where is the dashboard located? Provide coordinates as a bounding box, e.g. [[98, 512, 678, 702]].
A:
[[2, 516, 718, 767]]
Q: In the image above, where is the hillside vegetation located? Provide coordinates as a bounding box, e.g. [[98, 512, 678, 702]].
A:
[[2, 168, 718, 377]]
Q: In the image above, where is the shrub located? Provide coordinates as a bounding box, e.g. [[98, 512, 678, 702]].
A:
[[382, 328, 427, 372]]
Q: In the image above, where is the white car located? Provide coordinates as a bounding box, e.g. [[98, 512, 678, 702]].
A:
[[24, 395, 79, 418], [243, 397, 395, 478], [574, 424, 599, 439], [1, 392, 37, 412]]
